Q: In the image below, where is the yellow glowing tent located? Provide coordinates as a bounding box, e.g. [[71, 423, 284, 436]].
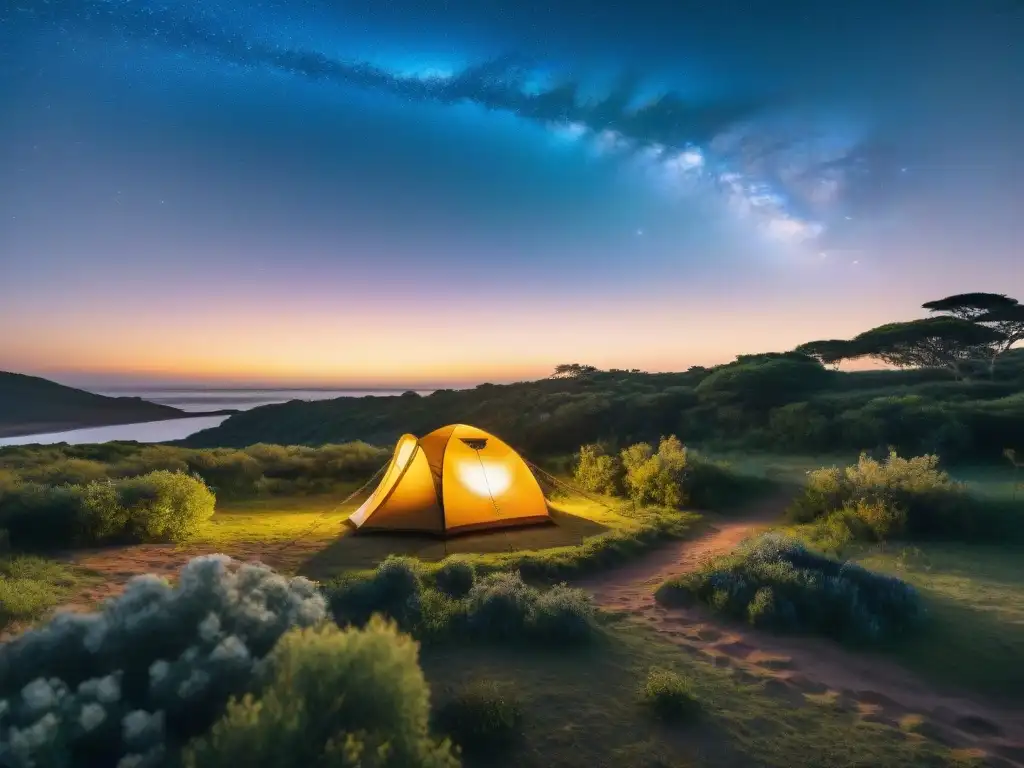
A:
[[348, 424, 551, 535]]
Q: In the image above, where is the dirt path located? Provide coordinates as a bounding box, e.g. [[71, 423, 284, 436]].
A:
[[580, 500, 1024, 768]]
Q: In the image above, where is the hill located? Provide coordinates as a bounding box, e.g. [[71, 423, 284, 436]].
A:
[[0, 371, 206, 437], [181, 349, 1024, 463]]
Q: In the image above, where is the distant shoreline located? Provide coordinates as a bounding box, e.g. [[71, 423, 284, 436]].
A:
[[0, 409, 237, 440]]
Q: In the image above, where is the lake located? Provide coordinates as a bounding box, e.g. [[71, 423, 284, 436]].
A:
[[0, 388, 430, 447]]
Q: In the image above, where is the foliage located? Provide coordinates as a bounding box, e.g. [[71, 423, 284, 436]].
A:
[[572, 444, 622, 496], [330, 556, 426, 634], [0, 471, 215, 550], [0, 555, 327, 768], [433, 680, 524, 758], [694, 355, 834, 410], [0, 442, 389, 501], [181, 619, 459, 768], [329, 561, 597, 647], [788, 451, 1021, 541], [621, 436, 688, 508], [574, 438, 771, 513], [0, 557, 79, 631], [657, 533, 925, 644], [794, 339, 859, 368], [639, 668, 700, 722], [432, 558, 476, 599], [160, 342, 1024, 463], [921, 292, 1017, 321], [850, 317, 1005, 378]]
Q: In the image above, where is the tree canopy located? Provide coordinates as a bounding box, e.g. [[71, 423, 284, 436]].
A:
[[922, 292, 1018, 321], [850, 317, 1005, 378], [794, 339, 861, 367]]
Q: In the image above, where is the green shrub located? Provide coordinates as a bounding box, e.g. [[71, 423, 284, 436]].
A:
[[182, 619, 459, 768], [0, 556, 78, 630], [656, 533, 924, 644], [526, 583, 596, 645], [464, 572, 536, 640], [434, 680, 524, 757], [621, 436, 688, 508], [0, 471, 215, 549], [0, 442, 391, 502], [433, 557, 476, 599], [573, 444, 622, 496], [639, 668, 699, 722], [0, 555, 327, 768], [330, 556, 424, 632], [115, 470, 216, 542], [331, 568, 597, 647], [788, 451, 1021, 541]]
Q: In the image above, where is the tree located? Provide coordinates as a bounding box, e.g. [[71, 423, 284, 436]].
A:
[[794, 339, 862, 369], [921, 292, 1017, 321], [694, 356, 834, 409], [974, 304, 1024, 377], [851, 317, 1005, 379], [922, 292, 1023, 377], [551, 363, 599, 379]]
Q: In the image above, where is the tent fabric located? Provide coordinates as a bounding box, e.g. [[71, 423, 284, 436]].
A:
[[350, 424, 550, 535]]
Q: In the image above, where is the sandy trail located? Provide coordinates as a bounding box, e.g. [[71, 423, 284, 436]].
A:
[[580, 499, 1024, 768]]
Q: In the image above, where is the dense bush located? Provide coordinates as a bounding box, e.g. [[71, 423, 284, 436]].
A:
[[329, 558, 597, 646], [0, 471, 215, 549], [655, 533, 924, 644], [0, 556, 78, 631], [433, 557, 476, 599], [572, 444, 622, 496], [330, 556, 427, 634], [182, 619, 459, 768], [639, 668, 699, 722], [788, 451, 1019, 541], [621, 437, 688, 508], [0, 555, 326, 768], [573, 438, 771, 513], [433, 680, 523, 758], [0, 442, 389, 501]]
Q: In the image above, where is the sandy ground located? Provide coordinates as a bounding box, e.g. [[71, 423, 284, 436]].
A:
[[579, 498, 1024, 768]]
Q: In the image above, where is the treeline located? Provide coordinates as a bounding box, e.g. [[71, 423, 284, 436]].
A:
[[0, 441, 389, 500], [176, 291, 1024, 463], [181, 347, 1024, 463]]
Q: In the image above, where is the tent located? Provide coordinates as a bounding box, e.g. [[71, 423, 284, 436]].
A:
[[348, 424, 551, 535]]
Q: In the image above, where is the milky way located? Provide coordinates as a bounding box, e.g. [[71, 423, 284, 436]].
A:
[[8, 0, 881, 248]]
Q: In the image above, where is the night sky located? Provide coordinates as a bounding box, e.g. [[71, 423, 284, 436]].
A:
[[2, 0, 1022, 387]]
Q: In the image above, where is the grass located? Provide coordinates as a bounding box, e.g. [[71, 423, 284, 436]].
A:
[[433, 679, 525, 757], [420, 622, 968, 768], [855, 542, 1024, 703], [302, 495, 697, 583], [192, 490, 360, 547], [0, 555, 82, 632]]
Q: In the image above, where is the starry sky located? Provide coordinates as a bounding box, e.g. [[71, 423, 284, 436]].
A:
[[1, 0, 1022, 388]]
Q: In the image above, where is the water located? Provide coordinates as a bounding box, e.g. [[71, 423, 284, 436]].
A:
[[0, 416, 232, 447], [92, 388, 424, 413], [0, 388, 432, 447]]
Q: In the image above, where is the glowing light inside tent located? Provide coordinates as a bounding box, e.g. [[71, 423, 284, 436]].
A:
[[456, 460, 512, 499]]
